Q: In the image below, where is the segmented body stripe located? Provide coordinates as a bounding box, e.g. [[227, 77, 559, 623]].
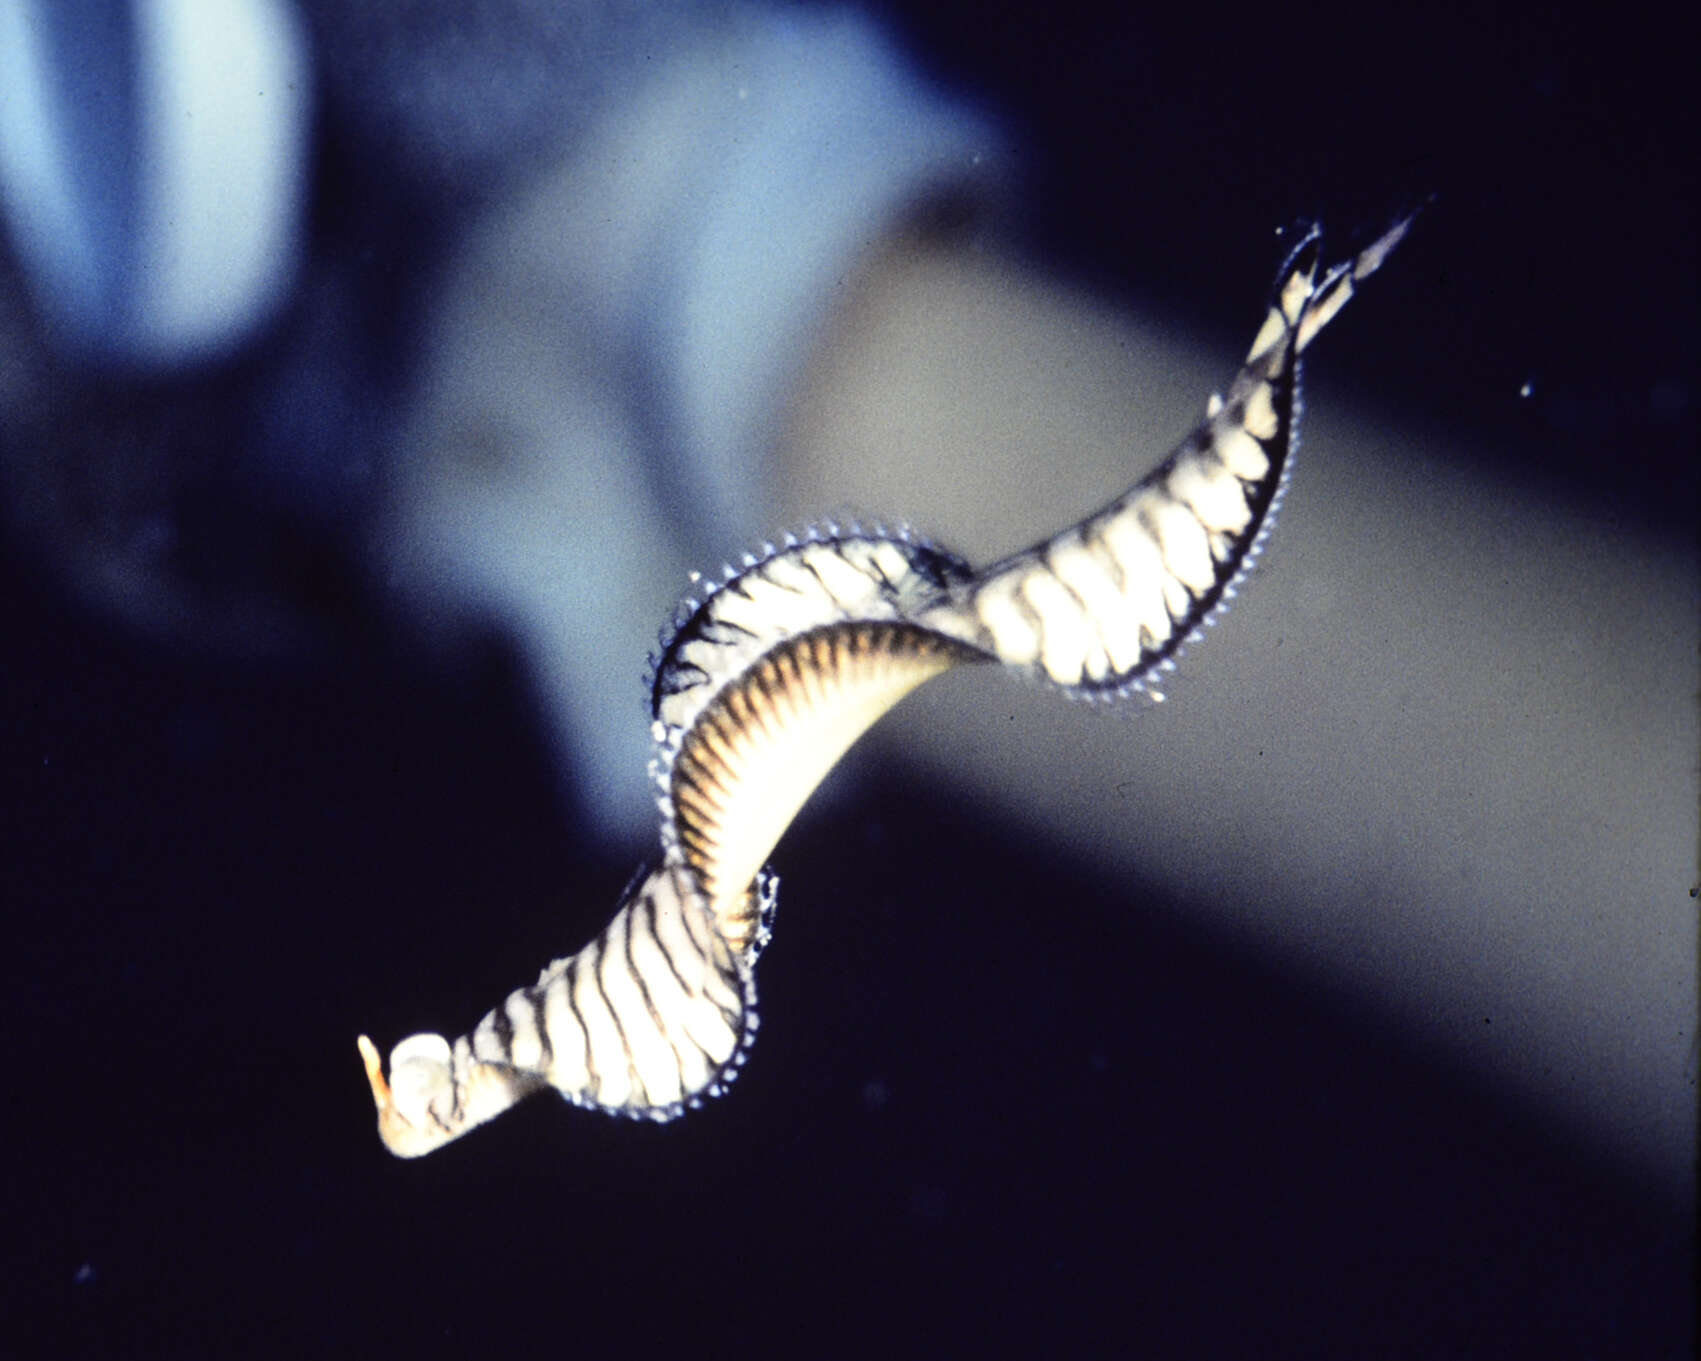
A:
[[552, 933, 598, 1097], [359, 217, 1416, 1157]]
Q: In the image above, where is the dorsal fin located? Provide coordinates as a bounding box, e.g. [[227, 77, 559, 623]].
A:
[[648, 526, 977, 736]]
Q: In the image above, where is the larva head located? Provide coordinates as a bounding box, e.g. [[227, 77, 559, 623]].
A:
[[360, 1031, 541, 1160], [358, 1032, 460, 1159]]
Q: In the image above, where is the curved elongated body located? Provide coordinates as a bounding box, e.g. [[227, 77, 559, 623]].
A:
[[359, 219, 1414, 1157]]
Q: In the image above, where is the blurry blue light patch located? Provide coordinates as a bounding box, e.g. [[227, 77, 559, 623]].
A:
[[0, 0, 311, 369]]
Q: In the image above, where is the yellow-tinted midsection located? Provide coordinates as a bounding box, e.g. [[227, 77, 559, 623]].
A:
[[670, 624, 974, 927]]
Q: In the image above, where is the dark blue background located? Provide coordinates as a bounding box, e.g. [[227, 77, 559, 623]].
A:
[[3, 2, 1691, 1355]]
